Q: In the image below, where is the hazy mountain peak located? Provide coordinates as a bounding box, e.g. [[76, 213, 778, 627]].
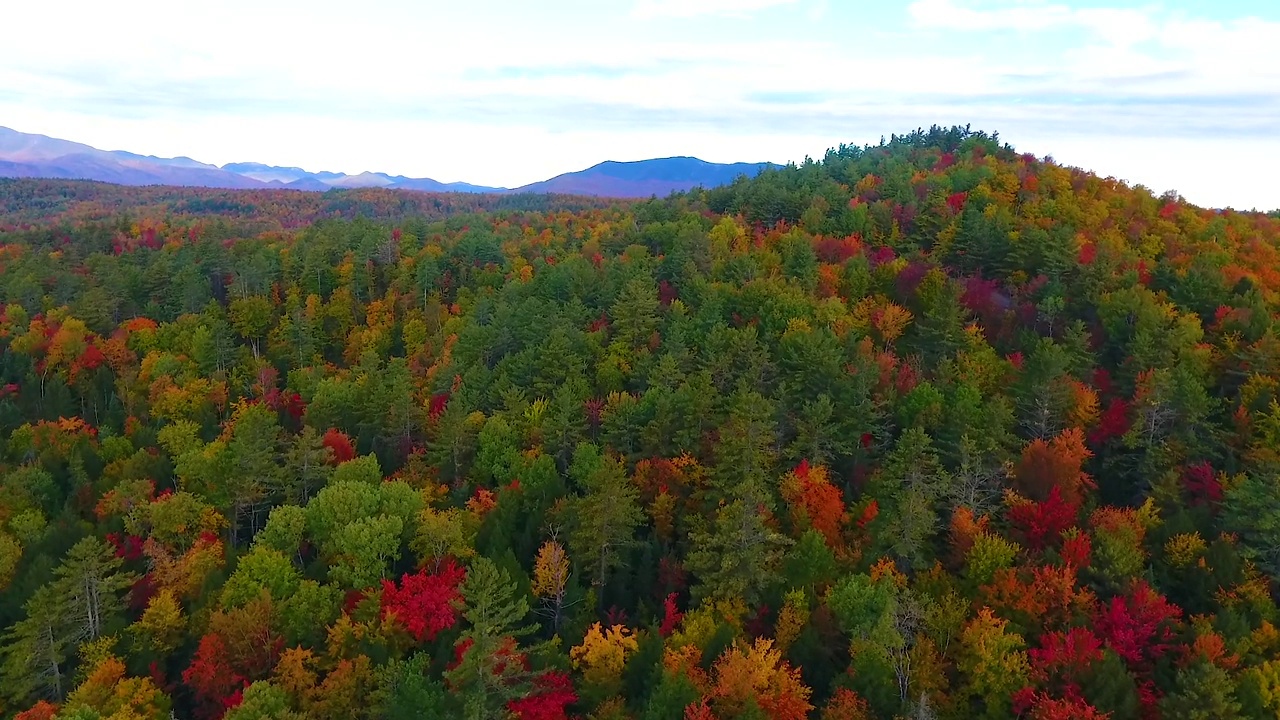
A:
[[0, 126, 775, 197]]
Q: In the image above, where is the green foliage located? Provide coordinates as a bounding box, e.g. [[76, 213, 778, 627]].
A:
[[0, 126, 1278, 719]]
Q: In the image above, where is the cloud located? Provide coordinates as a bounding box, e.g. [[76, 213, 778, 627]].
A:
[[907, 0, 1155, 42], [631, 0, 798, 19], [0, 0, 1276, 209]]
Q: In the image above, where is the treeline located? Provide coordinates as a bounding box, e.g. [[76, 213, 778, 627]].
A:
[[0, 126, 1278, 719]]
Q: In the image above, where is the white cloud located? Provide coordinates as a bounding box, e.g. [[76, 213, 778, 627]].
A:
[[0, 0, 1276, 209], [631, 0, 798, 19]]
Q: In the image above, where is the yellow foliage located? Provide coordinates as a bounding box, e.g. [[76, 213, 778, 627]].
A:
[[1164, 532, 1208, 567], [274, 646, 319, 703], [132, 590, 185, 654], [532, 540, 570, 600], [710, 637, 813, 720], [571, 623, 639, 688], [774, 590, 809, 653], [64, 655, 170, 720]]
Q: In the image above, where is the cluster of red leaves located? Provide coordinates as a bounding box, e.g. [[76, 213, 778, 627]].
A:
[[507, 671, 578, 720], [867, 245, 896, 268], [1181, 461, 1223, 508], [659, 593, 684, 637], [1029, 627, 1103, 684], [13, 701, 59, 720], [182, 634, 246, 720], [1059, 531, 1092, 569], [428, 391, 451, 420], [322, 428, 356, 464], [583, 397, 605, 427], [105, 532, 146, 561], [658, 280, 679, 306], [1094, 581, 1182, 670], [1008, 487, 1079, 550], [1088, 399, 1131, 445], [814, 234, 862, 264], [1013, 686, 1110, 720], [380, 559, 466, 643]]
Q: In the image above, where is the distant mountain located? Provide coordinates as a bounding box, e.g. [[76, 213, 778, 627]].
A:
[[513, 157, 777, 196], [0, 127, 776, 197]]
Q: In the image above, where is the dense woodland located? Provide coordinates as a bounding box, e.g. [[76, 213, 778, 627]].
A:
[[1, 126, 1279, 719]]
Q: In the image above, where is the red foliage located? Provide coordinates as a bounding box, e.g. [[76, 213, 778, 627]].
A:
[[583, 398, 605, 427], [1092, 368, 1113, 397], [1088, 399, 1131, 445], [658, 280, 679, 306], [1181, 461, 1222, 508], [106, 532, 145, 561], [856, 499, 879, 529], [343, 589, 367, 615], [183, 634, 245, 720], [814, 234, 862, 264], [1008, 486, 1079, 550], [894, 261, 931, 297], [946, 191, 968, 213], [283, 392, 306, 420], [428, 391, 451, 420], [961, 277, 1005, 322], [1030, 627, 1103, 684], [1059, 532, 1092, 569], [867, 245, 896, 267], [660, 593, 684, 637], [1093, 580, 1182, 670], [13, 701, 59, 720], [129, 573, 158, 613], [380, 559, 466, 643], [507, 671, 578, 720], [1014, 687, 1110, 720], [1077, 243, 1097, 265], [321, 428, 356, 464], [76, 343, 106, 373]]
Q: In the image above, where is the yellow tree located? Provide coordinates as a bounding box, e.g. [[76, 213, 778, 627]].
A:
[[709, 638, 813, 720], [532, 539, 572, 632], [956, 607, 1030, 719], [570, 622, 639, 699]]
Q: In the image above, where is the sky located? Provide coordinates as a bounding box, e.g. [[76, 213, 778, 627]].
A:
[[1, 0, 1278, 208]]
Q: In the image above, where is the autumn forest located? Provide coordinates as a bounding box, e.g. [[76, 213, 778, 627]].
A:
[[1, 126, 1279, 719]]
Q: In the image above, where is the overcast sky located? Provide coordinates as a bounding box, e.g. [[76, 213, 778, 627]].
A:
[[2, 0, 1277, 208]]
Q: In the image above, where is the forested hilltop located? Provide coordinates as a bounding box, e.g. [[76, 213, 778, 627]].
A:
[[1, 126, 1279, 719]]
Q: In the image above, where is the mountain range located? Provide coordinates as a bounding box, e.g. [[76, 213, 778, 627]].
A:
[[0, 126, 775, 198]]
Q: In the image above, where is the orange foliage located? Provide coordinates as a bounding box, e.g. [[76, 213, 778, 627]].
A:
[[1013, 428, 1094, 506], [779, 460, 848, 550]]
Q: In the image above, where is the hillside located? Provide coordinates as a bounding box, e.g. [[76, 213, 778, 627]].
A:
[[0, 126, 1278, 720], [512, 157, 777, 196]]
